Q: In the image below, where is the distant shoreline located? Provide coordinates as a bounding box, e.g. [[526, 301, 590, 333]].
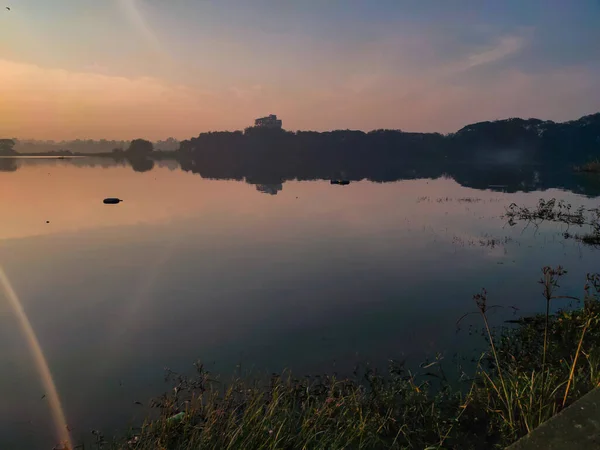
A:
[[0, 155, 90, 159]]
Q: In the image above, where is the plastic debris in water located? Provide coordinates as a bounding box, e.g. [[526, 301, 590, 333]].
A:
[[166, 412, 185, 423], [103, 198, 123, 204]]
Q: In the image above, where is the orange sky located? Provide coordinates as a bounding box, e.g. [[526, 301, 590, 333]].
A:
[[0, 1, 599, 140]]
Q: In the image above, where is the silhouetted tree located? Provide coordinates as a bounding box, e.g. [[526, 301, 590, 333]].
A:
[[127, 139, 153, 156], [174, 112, 600, 196], [0, 139, 17, 156]]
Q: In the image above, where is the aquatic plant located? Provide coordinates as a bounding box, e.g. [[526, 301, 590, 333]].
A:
[[505, 198, 600, 247], [574, 159, 600, 174]]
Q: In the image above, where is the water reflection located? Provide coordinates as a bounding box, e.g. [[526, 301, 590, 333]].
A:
[[3, 154, 600, 197], [0, 158, 17, 172], [256, 183, 283, 195], [0, 158, 599, 448]]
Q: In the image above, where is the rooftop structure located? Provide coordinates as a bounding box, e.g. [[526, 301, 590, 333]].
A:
[[254, 114, 282, 129]]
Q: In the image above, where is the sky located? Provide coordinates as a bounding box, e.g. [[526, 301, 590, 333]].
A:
[[0, 0, 599, 140]]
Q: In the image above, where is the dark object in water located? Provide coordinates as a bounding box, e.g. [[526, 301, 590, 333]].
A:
[[103, 198, 123, 204], [330, 180, 350, 185], [505, 317, 537, 325]]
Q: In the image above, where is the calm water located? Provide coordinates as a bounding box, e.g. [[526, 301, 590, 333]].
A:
[[0, 157, 598, 448]]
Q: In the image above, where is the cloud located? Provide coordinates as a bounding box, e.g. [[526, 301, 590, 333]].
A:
[[464, 35, 524, 69], [0, 24, 598, 141], [286, 62, 599, 133], [293, 30, 597, 134], [428, 33, 528, 79], [0, 59, 231, 139]]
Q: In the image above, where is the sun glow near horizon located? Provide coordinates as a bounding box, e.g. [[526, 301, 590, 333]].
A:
[[0, 1, 599, 140]]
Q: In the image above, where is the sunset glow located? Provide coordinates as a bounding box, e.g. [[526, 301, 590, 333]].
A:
[[0, 1, 599, 140]]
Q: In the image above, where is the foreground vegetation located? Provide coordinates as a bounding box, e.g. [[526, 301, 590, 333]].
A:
[[574, 159, 600, 174], [70, 199, 600, 450], [67, 267, 595, 450]]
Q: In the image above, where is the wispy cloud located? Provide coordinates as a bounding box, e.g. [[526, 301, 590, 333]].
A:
[[0, 59, 219, 139], [464, 35, 524, 69], [429, 33, 529, 79], [0, 59, 293, 139], [303, 65, 598, 133], [0, 21, 597, 140]]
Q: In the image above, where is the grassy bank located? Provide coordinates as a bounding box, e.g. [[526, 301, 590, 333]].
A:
[[78, 267, 600, 450]]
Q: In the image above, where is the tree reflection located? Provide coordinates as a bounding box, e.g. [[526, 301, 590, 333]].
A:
[[0, 158, 17, 172], [127, 156, 155, 173]]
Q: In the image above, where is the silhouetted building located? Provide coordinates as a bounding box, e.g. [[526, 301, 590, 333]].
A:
[[254, 115, 282, 129]]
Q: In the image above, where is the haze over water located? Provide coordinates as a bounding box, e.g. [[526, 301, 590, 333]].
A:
[[0, 158, 598, 448]]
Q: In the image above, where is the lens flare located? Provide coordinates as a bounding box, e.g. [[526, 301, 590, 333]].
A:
[[96, 236, 179, 378], [0, 267, 72, 449], [118, 0, 164, 57]]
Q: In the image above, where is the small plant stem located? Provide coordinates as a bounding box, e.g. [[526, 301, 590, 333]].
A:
[[481, 311, 514, 428], [562, 317, 592, 407]]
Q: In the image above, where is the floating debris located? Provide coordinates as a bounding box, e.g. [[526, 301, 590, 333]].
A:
[[166, 412, 185, 423], [103, 198, 123, 204]]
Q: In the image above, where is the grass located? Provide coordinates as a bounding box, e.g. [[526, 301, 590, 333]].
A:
[[574, 159, 600, 173], [59, 267, 600, 450]]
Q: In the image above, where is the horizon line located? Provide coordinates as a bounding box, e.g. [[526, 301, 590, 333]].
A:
[[6, 110, 599, 143]]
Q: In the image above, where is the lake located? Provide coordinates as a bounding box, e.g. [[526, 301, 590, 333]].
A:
[[0, 157, 598, 448]]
